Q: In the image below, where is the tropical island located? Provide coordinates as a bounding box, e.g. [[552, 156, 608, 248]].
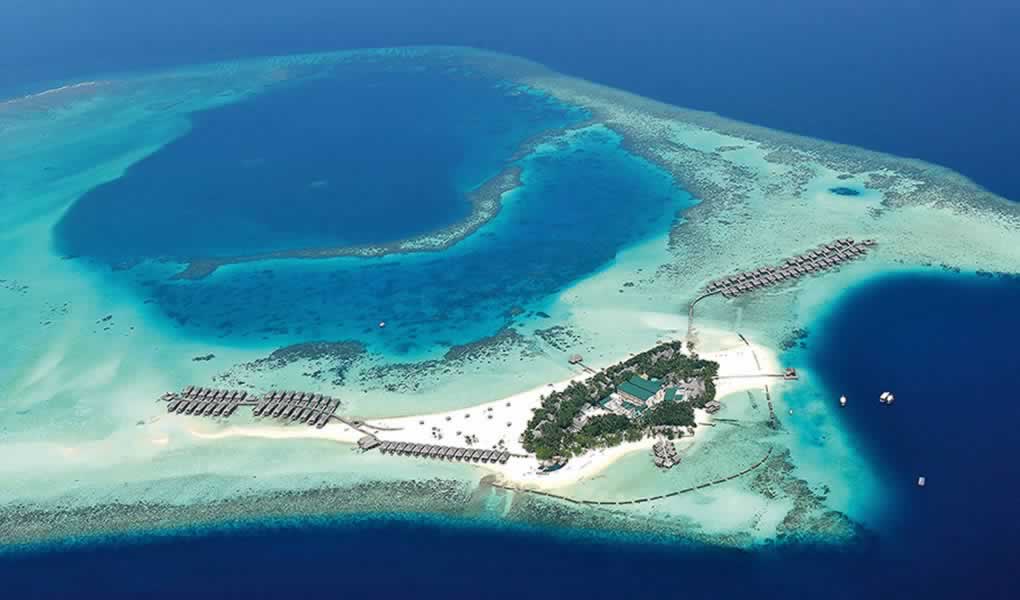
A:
[[522, 341, 718, 460]]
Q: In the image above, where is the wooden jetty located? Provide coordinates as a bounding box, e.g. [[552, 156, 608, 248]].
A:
[[159, 386, 340, 428], [375, 440, 512, 464], [705, 238, 877, 299]]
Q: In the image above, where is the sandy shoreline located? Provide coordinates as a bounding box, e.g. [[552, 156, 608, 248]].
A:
[[188, 335, 783, 491]]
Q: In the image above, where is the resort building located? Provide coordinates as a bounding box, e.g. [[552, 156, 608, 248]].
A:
[[617, 375, 662, 406]]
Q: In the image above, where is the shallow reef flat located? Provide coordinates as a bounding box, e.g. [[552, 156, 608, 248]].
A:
[[1, 47, 1018, 547]]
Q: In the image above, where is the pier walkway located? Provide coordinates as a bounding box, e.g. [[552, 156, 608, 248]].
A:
[[687, 238, 876, 344], [374, 440, 516, 464]]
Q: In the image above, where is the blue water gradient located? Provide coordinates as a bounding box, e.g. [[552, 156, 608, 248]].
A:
[[56, 62, 586, 262], [126, 125, 691, 351], [4, 271, 1017, 598], [803, 270, 1020, 580]]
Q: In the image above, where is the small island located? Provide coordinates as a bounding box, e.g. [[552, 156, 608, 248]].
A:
[[522, 341, 718, 461]]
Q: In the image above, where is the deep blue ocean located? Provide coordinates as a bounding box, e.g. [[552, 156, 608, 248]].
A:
[[57, 61, 586, 261], [3, 273, 1017, 598], [4, 0, 1019, 201], [5, 2, 1020, 597]]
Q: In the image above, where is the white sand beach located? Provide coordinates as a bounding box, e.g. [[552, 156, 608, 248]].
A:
[[187, 334, 783, 490]]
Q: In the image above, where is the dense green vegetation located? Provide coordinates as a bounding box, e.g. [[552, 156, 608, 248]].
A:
[[521, 341, 718, 460], [641, 400, 695, 427]]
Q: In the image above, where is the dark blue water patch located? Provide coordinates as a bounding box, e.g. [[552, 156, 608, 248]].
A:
[[137, 126, 692, 351], [828, 186, 861, 197], [55, 59, 586, 263], [0, 516, 886, 600], [798, 270, 1020, 594]]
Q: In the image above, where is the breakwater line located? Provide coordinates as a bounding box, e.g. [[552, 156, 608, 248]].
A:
[[490, 445, 774, 506]]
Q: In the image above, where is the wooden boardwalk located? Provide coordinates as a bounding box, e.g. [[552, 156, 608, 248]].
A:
[[375, 440, 515, 464], [687, 238, 876, 344]]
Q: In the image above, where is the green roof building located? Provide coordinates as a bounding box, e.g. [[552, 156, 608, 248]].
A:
[[663, 387, 683, 403], [617, 375, 662, 404]]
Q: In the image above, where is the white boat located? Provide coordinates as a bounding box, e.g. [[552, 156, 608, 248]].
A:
[[917, 476, 926, 487], [879, 391, 890, 404], [839, 395, 847, 407], [886, 393, 896, 405]]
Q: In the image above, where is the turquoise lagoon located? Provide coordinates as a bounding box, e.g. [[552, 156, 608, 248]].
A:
[[2, 48, 1020, 552]]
